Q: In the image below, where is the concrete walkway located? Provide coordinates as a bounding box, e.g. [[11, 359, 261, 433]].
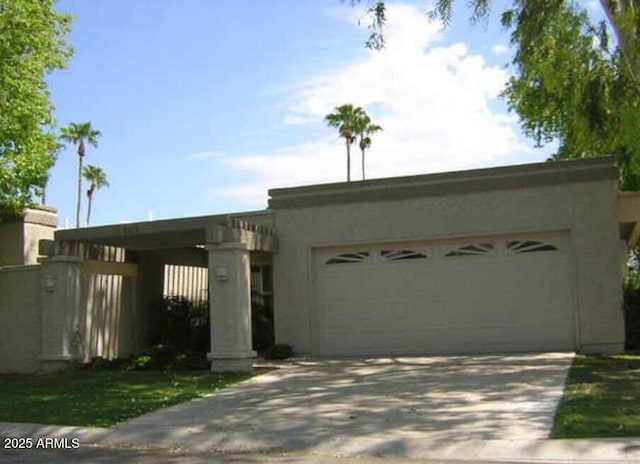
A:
[[4, 353, 640, 461]]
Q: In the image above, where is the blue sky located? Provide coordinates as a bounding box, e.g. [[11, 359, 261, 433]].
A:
[[46, 1, 604, 227]]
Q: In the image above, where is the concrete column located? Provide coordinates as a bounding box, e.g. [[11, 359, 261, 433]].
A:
[[207, 242, 255, 372], [39, 255, 84, 371]]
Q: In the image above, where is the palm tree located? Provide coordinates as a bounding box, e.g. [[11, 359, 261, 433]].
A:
[[60, 122, 101, 227], [353, 113, 382, 181], [83, 164, 109, 226], [325, 104, 365, 182]]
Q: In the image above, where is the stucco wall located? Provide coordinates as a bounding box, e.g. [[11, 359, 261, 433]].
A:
[[0, 222, 24, 266], [271, 170, 624, 354], [23, 208, 56, 265], [38, 257, 139, 368], [0, 266, 42, 373], [0, 207, 56, 266]]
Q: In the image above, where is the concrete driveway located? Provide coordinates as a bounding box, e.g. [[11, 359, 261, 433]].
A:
[[94, 352, 574, 455]]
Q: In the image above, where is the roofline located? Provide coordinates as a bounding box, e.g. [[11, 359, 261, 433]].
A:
[[268, 157, 619, 209], [55, 213, 230, 243]]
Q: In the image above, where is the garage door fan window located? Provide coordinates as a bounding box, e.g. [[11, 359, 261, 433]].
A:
[[507, 240, 557, 253], [326, 251, 370, 265], [380, 249, 428, 261], [445, 243, 494, 257]]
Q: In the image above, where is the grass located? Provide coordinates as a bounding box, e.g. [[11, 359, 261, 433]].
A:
[[0, 369, 252, 427], [552, 353, 640, 438]]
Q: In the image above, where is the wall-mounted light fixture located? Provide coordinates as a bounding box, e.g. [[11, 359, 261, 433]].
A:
[[215, 265, 229, 281], [44, 275, 56, 292]]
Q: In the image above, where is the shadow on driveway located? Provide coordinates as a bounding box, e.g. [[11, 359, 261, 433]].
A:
[[95, 353, 574, 455]]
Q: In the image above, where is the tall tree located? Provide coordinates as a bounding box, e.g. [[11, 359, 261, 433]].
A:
[[353, 112, 382, 181], [60, 122, 101, 227], [432, 0, 640, 86], [501, 1, 640, 188], [82, 164, 109, 226], [351, 0, 640, 188], [592, 0, 640, 83], [0, 0, 72, 217], [355, 0, 640, 80], [325, 104, 365, 182]]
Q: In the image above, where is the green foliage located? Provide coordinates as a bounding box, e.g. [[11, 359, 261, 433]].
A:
[[325, 103, 363, 141], [501, 1, 640, 189], [83, 164, 109, 190], [83, 164, 109, 225], [348, 0, 387, 49], [0, 370, 252, 427], [351, 0, 640, 189], [624, 272, 640, 350], [86, 345, 209, 371], [0, 0, 72, 216], [59, 121, 101, 152], [251, 295, 275, 353], [148, 296, 210, 353]]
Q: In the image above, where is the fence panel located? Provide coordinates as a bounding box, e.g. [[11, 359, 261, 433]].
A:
[[82, 261, 137, 361], [163, 265, 208, 304]]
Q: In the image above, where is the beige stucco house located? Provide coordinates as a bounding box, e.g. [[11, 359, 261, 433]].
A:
[[2, 156, 640, 372]]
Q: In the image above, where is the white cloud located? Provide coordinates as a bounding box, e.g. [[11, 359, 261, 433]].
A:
[[187, 150, 226, 160], [282, 114, 310, 125], [214, 3, 531, 206], [214, 137, 347, 205], [491, 43, 508, 55]]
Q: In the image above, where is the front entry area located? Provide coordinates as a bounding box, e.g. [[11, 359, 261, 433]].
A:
[[314, 233, 575, 356]]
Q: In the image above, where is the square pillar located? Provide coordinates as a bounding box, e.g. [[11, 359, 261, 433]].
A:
[[207, 242, 255, 372]]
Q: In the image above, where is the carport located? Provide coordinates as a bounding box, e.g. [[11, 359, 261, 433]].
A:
[[40, 211, 277, 372]]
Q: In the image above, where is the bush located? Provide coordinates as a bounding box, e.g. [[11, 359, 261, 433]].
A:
[[148, 296, 210, 352], [252, 302, 274, 353], [262, 344, 293, 360], [85, 345, 209, 371], [625, 272, 640, 351], [132, 344, 178, 370]]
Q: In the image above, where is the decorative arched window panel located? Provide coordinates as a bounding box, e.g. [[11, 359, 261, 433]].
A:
[[507, 240, 558, 253], [380, 249, 428, 261], [325, 251, 370, 265], [445, 243, 494, 257]]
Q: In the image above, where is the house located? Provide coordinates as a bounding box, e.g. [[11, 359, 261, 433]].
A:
[[1, 156, 639, 372]]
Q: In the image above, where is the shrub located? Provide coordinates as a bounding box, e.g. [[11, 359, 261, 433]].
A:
[[262, 344, 293, 360], [147, 296, 210, 352], [85, 345, 209, 371], [625, 272, 640, 351]]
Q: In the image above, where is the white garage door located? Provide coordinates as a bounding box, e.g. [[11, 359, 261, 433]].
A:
[[315, 234, 575, 356]]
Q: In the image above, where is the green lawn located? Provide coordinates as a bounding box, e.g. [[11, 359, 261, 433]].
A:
[[0, 370, 252, 427], [552, 354, 640, 438]]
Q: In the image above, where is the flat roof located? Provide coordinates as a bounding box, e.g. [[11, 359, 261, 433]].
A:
[[55, 213, 229, 250], [55, 157, 619, 248], [268, 156, 618, 209]]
